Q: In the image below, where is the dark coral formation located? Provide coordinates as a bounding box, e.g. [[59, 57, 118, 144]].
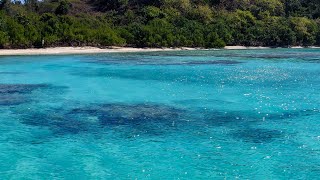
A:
[[21, 110, 91, 135], [231, 128, 284, 144], [0, 84, 67, 106], [0, 84, 49, 106], [20, 103, 185, 136], [0, 94, 28, 106], [0, 84, 50, 94], [182, 60, 242, 65], [84, 56, 243, 66], [0, 72, 24, 74], [15, 95, 318, 143], [71, 103, 185, 135]]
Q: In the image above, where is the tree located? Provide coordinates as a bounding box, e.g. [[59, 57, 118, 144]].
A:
[[55, 0, 71, 15], [0, 31, 9, 48], [0, 0, 9, 10], [258, 16, 296, 46], [251, 0, 284, 16], [92, 0, 128, 12], [205, 32, 225, 48], [228, 10, 257, 45], [290, 17, 317, 46], [25, 0, 39, 11], [188, 5, 213, 23], [162, 0, 191, 12]]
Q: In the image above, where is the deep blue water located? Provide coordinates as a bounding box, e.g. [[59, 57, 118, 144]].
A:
[[0, 49, 319, 179]]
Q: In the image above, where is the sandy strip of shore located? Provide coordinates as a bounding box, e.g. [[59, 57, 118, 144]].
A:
[[0, 46, 268, 56], [0, 47, 189, 56], [1, 46, 318, 56], [224, 46, 270, 49], [225, 46, 320, 49]]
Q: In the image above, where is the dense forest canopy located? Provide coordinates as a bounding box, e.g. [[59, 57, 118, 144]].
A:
[[0, 0, 320, 48]]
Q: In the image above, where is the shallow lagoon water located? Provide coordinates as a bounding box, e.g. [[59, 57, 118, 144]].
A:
[[0, 49, 319, 179]]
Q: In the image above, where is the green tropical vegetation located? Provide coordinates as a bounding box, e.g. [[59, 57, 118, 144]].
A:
[[0, 0, 320, 48]]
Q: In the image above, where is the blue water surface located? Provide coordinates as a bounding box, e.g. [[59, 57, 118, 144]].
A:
[[0, 49, 319, 179]]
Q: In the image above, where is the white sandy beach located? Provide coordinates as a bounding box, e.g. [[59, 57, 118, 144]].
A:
[[0, 46, 265, 56], [0, 46, 185, 56], [0, 46, 318, 56], [223, 46, 271, 50]]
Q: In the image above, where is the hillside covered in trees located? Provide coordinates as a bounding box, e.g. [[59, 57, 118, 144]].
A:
[[0, 0, 320, 48]]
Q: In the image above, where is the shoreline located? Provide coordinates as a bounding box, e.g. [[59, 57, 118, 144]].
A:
[[0, 47, 181, 56], [0, 46, 319, 56]]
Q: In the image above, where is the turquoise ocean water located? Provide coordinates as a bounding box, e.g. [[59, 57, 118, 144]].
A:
[[0, 49, 319, 179]]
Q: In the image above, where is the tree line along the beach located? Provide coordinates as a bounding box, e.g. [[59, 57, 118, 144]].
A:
[[0, 0, 320, 48]]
